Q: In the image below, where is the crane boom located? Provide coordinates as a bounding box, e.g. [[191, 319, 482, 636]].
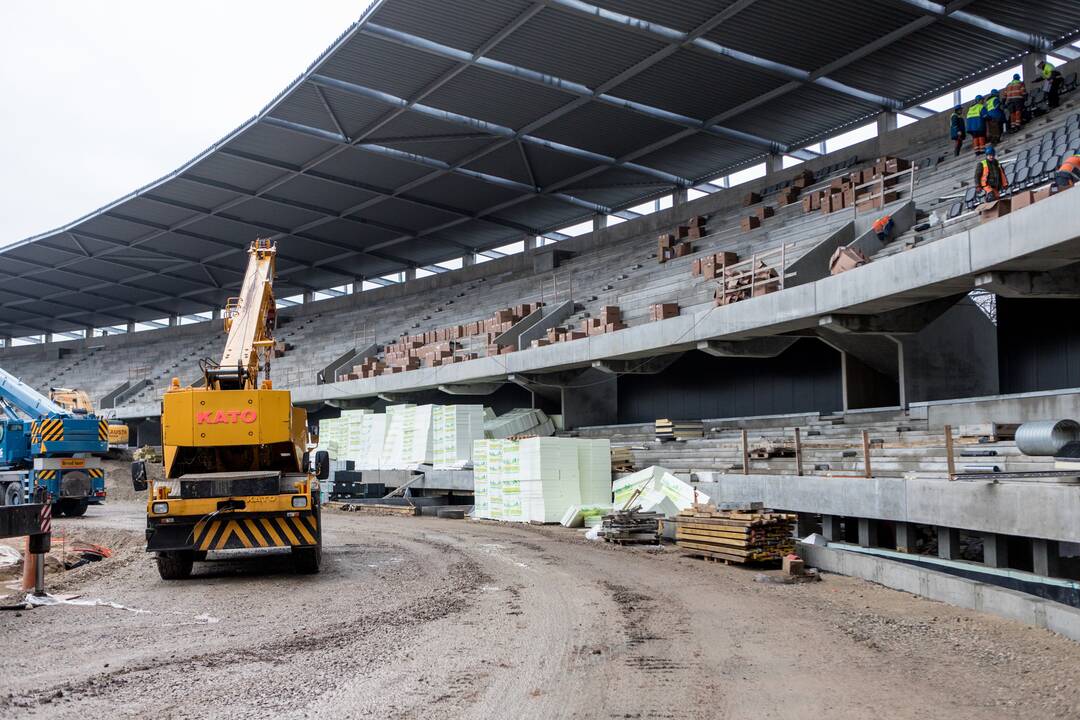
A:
[[0, 366, 69, 420], [208, 239, 277, 391]]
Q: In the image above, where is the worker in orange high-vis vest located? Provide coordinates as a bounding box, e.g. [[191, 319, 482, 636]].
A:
[[872, 214, 894, 242], [1002, 73, 1027, 132], [1057, 155, 1080, 189], [975, 145, 1008, 200]]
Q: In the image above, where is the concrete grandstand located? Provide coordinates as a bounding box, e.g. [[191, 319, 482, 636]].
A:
[[5, 0, 1080, 597]]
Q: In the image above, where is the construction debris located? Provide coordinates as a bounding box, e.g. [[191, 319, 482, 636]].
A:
[[675, 504, 797, 564], [599, 508, 662, 545], [611, 446, 635, 473]]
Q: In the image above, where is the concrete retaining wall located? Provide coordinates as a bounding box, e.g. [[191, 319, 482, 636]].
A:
[[800, 543, 1080, 642]]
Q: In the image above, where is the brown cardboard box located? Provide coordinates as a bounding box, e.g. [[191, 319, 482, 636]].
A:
[[740, 216, 761, 231], [649, 303, 680, 320], [657, 233, 675, 248], [829, 246, 869, 275], [1034, 185, 1055, 202], [688, 215, 707, 228], [701, 255, 717, 279], [715, 251, 739, 266], [604, 322, 627, 333], [1011, 189, 1036, 209], [742, 191, 761, 206], [687, 225, 706, 239], [829, 177, 849, 192], [531, 339, 550, 348], [979, 198, 1011, 222], [754, 206, 775, 221], [675, 225, 690, 239], [777, 189, 799, 206], [792, 169, 814, 189], [674, 242, 693, 257], [691, 258, 702, 276], [802, 193, 821, 213]]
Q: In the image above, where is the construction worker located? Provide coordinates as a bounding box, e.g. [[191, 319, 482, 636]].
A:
[[1056, 154, 1080, 189], [1002, 73, 1027, 132], [975, 146, 1008, 200], [1047, 65, 1064, 109], [984, 89, 1005, 144], [872, 214, 894, 242], [949, 105, 966, 157], [965, 95, 988, 154]]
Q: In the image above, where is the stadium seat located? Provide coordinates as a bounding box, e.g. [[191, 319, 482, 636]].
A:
[[1012, 165, 1030, 187], [947, 201, 963, 219], [963, 187, 979, 208]]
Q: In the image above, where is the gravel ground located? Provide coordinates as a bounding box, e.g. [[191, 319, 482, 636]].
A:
[[2, 502, 1080, 719]]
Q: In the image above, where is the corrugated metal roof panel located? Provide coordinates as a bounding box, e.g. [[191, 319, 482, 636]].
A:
[[4, 0, 1080, 335]]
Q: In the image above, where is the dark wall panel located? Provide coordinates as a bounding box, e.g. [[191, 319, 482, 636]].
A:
[[617, 339, 842, 423], [998, 298, 1080, 393]]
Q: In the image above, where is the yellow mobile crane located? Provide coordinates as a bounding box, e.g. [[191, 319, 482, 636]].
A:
[[132, 239, 326, 579]]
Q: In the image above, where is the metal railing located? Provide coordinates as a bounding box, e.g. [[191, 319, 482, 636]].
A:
[[851, 163, 918, 220]]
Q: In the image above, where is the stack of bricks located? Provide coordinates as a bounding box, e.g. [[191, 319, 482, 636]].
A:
[[349, 356, 386, 379], [649, 303, 680, 321], [658, 216, 706, 263], [580, 305, 626, 336], [691, 251, 739, 281], [714, 260, 780, 306]]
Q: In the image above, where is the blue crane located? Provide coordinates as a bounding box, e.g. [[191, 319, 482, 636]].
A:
[[0, 365, 108, 514]]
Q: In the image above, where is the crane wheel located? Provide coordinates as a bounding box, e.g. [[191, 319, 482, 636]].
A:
[[62, 499, 89, 517], [2, 483, 21, 507], [292, 545, 321, 574], [156, 551, 194, 580]]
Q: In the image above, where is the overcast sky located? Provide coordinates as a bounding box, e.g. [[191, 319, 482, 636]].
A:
[[0, 1, 369, 248]]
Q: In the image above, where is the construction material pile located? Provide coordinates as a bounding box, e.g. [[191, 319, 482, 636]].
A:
[[655, 419, 704, 441], [612, 466, 708, 517], [599, 508, 662, 545], [474, 437, 611, 523], [675, 504, 796, 564], [610, 446, 634, 473]]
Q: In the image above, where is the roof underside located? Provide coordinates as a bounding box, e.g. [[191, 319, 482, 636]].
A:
[[3, 0, 1079, 336]]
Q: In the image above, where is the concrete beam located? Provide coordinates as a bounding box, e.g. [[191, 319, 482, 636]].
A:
[[975, 268, 1080, 299], [877, 111, 898, 134], [696, 337, 798, 358], [437, 382, 504, 395], [591, 354, 682, 375], [818, 293, 965, 335]]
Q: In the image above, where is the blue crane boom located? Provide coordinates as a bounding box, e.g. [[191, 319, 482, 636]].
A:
[[0, 366, 69, 420]]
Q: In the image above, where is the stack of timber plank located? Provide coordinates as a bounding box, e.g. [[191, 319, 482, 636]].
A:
[[655, 419, 704, 442], [611, 446, 635, 473], [600, 508, 662, 545], [675, 504, 796, 564]]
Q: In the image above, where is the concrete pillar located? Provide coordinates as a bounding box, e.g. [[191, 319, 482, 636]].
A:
[[462, 253, 476, 267], [890, 336, 907, 409], [0, 336, 9, 348], [126, 321, 136, 333], [795, 513, 816, 538], [168, 315, 178, 327], [301, 290, 315, 304], [838, 351, 850, 412], [1033, 539, 1061, 577], [982, 533, 1010, 569], [895, 522, 918, 553], [938, 527, 961, 560], [211, 308, 221, 321], [44, 332, 53, 344], [559, 368, 617, 429], [404, 268, 417, 282], [877, 111, 898, 135], [821, 515, 843, 542], [85, 326, 94, 339], [858, 518, 879, 548], [592, 215, 608, 233], [523, 236, 537, 251], [952, 89, 962, 107], [671, 187, 688, 206], [1022, 53, 1046, 87], [765, 153, 784, 174]]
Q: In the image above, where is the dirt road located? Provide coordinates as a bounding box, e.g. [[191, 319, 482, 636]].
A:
[[2, 502, 1080, 719]]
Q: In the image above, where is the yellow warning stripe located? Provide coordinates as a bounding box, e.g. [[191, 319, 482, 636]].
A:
[[88, 469, 105, 478], [37, 470, 57, 480], [259, 518, 285, 546], [187, 515, 317, 550], [243, 518, 267, 546], [274, 517, 301, 546], [98, 421, 109, 441], [291, 516, 317, 545]]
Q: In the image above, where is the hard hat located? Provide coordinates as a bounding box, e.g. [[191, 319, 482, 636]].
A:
[[991, 88, 999, 95], [954, 105, 962, 112], [1013, 73, 1021, 81], [975, 94, 983, 101], [985, 145, 996, 156]]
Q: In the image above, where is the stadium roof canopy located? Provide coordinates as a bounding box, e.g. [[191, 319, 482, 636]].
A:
[[3, 0, 1080, 336]]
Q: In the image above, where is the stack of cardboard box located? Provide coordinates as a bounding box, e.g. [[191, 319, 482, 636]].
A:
[[649, 303, 680, 321], [658, 219, 706, 263], [580, 306, 626, 335], [1000, 184, 1055, 215], [804, 156, 909, 216], [691, 251, 739, 280]]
